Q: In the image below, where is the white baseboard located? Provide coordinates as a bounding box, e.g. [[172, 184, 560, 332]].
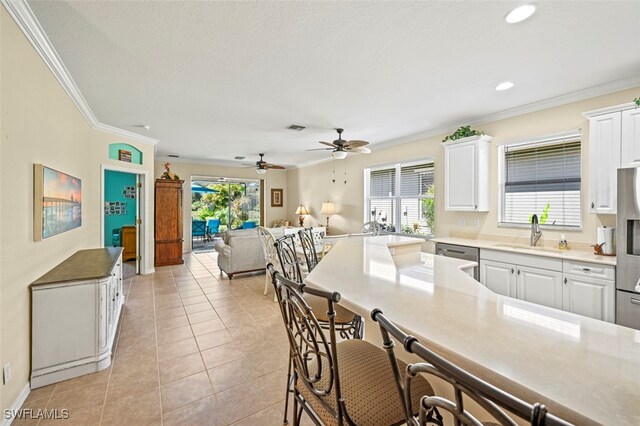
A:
[[1, 382, 30, 426]]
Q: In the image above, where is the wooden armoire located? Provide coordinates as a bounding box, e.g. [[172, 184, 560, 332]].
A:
[[155, 179, 184, 266]]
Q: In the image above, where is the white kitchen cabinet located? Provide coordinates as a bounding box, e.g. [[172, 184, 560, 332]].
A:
[[563, 274, 614, 323], [31, 248, 123, 388], [587, 111, 621, 214], [443, 135, 492, 212], [621, 108, 640, 168], [480, 259, 516, 297], [480, 249, 615, 322], [516, 266, 563, 310]]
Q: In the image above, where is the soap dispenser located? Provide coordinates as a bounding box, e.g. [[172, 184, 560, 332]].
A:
[[558, 234, 568, 251]]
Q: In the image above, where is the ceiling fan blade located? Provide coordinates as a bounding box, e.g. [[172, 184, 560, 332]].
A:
[[344, 140, 369, 148], [347, 147, 371, 154], [319, 141, 336, 148], [306, 148, 333, 151], [265, 164, 285, 170]]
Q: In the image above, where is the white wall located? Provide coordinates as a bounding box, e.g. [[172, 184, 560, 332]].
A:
[[154, 160, 288, 251], [0, 6, 154, 413], [287, 87, 638, 246]]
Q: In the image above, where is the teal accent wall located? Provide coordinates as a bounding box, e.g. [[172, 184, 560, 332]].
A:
[[104, 170, 137, 246], [108, 143, 143, 165]]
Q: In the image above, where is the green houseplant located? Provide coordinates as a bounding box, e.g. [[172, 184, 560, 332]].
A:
[[634, 97, 640, 108], [442, 125, 485, 143]]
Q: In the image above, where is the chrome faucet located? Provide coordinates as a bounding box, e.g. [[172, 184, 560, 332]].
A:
[[530, 214, 542, 247]]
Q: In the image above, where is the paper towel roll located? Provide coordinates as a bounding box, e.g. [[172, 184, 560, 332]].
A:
[[596, 227, 606, 246], [603, 227, 616, 255]]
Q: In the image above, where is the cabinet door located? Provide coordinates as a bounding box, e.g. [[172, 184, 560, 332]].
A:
[[98, 282, 108, 349], [480, 260, 516, 297], [621, 108, 640, 168], [516, 266, 563, 310], [562, 274, 614, 322], [445, 142, 476, 211], [589, 112, 621, 214]]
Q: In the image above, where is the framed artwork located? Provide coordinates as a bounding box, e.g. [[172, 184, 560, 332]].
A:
[[34, 164, 82, 241], [118, 149, 132, 163], [271, 188, 283, 207]]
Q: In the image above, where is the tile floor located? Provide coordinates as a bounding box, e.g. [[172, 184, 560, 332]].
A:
[[16, 251, 304, 425]]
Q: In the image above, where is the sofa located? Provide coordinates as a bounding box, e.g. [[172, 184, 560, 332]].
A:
[[214, 229, 265, 279]]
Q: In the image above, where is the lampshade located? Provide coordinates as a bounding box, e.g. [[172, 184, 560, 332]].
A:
[[320, 202, 336, 215], [332, 150, 348, 160], [295, 204, 309, 215]]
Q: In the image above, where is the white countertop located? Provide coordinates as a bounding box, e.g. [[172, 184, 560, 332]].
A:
[[306, 235, 639, 425], [431, 236, 616, 266]]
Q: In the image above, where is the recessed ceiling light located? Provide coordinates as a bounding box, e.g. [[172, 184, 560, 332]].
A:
[[505, 4, 536, 23], [495, 81, 515, 91]]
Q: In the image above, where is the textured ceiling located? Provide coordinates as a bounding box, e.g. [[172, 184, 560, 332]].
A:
[[27, 1, 640, 167]]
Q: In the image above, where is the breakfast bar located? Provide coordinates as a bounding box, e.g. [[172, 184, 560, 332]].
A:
[[305, 235, 640, 425]]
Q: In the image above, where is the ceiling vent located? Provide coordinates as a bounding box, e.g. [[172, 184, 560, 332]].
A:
[[287, 124, 306, 131], [167, 154, 179, 158], [234, 156, 245, 160]]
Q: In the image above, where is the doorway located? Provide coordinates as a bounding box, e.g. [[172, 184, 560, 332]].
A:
[[190, 177, 264, 251], [103, 169, 142, 278]]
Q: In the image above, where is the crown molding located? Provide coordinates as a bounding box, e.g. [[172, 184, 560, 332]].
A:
[[292, 75, 640, 169], [2, 0, 158, 146]]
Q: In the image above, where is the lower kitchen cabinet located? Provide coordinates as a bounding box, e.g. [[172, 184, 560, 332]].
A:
[[516, 266, 563, 310], [480, 260, 516, 297], [563, 274, 614, 322], [479, 249, 615, 322]]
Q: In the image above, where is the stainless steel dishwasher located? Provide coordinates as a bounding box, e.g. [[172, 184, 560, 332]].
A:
[[435, 242, 479, 280]]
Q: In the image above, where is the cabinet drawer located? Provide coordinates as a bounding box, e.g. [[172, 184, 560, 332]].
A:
[[563, 260, 615, 280], [481, 249, 563, 272]]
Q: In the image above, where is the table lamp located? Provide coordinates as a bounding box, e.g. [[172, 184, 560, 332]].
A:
[[320, 201, 336, 231], [295, 204, 309, 227]]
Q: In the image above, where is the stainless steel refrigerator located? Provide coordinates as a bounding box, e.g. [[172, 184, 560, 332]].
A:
[[616, 167, 640, 329]]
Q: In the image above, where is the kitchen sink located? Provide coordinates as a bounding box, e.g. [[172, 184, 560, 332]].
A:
[[493, 243, 564, 254]]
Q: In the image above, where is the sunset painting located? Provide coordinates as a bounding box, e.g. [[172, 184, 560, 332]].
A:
[[34, 164, 82, 240]]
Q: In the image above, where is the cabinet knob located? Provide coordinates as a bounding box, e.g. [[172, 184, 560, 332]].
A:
[[511, 268, 514, 274], [564, 277, 568, 284], [474, 205, 478, 210], [591, 202, 595, 209], [517, 269, 520, 275]]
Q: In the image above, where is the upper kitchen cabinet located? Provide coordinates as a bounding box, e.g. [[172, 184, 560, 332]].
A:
[[621, 108, 640, 167], [443, 135, 492, 211], [583, 102, 638, 214]]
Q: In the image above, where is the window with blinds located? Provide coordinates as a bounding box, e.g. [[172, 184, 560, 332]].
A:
[[499, 134, 581, 228], [365, 160, 435, 235]]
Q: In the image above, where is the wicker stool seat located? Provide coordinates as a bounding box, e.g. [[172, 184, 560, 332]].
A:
[[299, 339, 434, 426]]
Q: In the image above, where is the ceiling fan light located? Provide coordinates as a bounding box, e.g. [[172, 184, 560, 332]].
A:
[[332, 151, 348, 160], [256, 168, 267, 174]]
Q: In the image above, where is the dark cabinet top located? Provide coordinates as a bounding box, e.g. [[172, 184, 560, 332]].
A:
[[31, 247, 123, 287]]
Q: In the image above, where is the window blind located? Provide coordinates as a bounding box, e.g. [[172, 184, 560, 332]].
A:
[[501, 138, 581, 228], [369, 168, 395, 197], [400, 163, 434, 196]]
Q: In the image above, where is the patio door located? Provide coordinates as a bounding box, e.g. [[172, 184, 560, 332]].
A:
[[191, 177, 263, 235]]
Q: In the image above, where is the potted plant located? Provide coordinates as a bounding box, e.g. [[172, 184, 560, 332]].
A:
[[634, 97, 640, 108], [442, 125, 485, 143]]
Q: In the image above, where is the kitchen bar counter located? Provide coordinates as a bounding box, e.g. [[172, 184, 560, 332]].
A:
[[431, 236, 616, 266], [305, 235, 639, 425]]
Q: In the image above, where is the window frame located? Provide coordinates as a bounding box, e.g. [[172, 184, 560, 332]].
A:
[[363, 158, 435, 238], [497, 130, 583, 231]]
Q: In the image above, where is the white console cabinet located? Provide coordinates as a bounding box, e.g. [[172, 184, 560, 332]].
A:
[[30, 248, 124, 388]]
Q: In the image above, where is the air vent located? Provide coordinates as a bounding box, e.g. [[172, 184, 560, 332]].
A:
[[167, 154, 179, 158], [234, 156, 245, 160], [287, 124, 306, 131]]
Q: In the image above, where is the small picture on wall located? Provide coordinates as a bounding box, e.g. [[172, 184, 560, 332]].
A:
[[118, 149, 132, 163], [271, 188, 283, 207]]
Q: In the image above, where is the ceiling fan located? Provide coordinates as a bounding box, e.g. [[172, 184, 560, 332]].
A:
[[243, 153, 285, 174], [307, 128, 371, 159]]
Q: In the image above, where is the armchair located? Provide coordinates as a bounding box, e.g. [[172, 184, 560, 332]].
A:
[[214, 229, 265, 279]]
